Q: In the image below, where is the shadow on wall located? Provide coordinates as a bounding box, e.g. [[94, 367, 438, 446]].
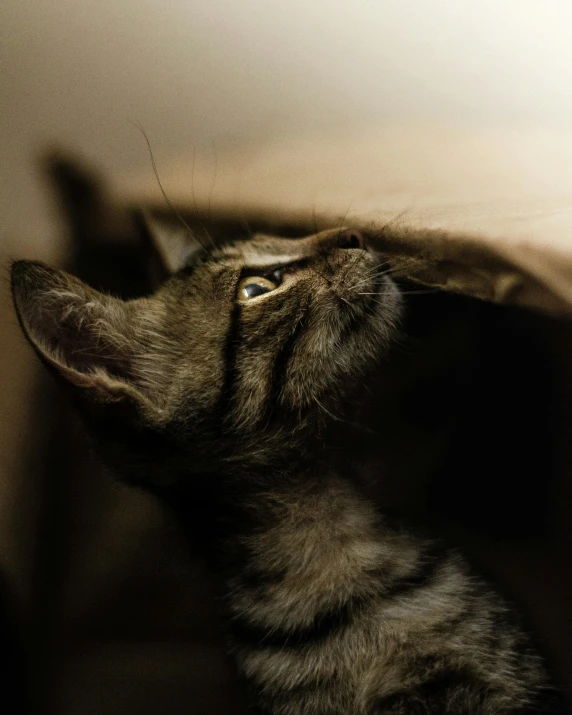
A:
[[1, 157, 247, 715]]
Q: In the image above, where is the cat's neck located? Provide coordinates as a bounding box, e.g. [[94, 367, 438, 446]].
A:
[[158, 455, 403, 578], [157, 455, 347, 550]]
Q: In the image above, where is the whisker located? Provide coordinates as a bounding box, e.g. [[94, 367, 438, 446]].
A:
[[347, 263, 412, 290], [375, 205, 415, 235], [341, 204, 414, 285], [314, 395, 343, 423], [347, 273, 385, 291], [396, 288, 442, 296], [185, 144, 216, 249], [341, 238, 411, 288], [190, 144, 199, 217], [132, 123, 211, 252], [339, 247, 369, 285], [357, 287, 441, 298], [208, 140, 218, 224], [346, 267, 394, 291], [335, 201, 354, 270], [192, 144, 217, 248], [318, 247, 335, 277]]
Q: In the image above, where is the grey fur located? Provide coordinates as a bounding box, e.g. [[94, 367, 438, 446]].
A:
[[11, 227, 567, 714]]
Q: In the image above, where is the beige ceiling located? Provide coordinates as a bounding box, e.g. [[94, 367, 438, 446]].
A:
[[3, 0, 572, 257]]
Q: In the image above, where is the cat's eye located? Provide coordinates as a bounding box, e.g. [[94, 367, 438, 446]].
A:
[[237, 274, 280, 300]]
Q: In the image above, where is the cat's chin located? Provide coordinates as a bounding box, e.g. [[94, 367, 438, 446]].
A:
[[335, 273, 403, 346], [327, 249, 403, 325]]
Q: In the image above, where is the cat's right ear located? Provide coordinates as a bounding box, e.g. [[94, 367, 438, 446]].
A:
[[10, 260, 171, 414], [137, 211, 207, 280]]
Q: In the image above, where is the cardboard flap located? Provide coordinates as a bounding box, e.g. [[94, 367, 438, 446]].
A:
[[119, 126, 572, 316]]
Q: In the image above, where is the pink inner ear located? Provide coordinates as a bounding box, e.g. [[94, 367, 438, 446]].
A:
[[39, 293, 135, 380], [26, 291, 148, 404], [12, 261, 167, 409], [11, 261, 135, 385]]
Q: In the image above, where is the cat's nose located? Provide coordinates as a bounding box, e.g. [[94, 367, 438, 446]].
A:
[[337, 229, 365, 250]]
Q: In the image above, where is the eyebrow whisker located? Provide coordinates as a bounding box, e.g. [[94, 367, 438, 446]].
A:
[[133, 123, 213, 252]]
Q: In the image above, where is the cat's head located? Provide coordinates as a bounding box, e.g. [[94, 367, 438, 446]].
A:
[[11, 227, 402, 487]]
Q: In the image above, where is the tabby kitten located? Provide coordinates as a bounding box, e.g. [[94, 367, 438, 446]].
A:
[[11, 226, 567, 714]]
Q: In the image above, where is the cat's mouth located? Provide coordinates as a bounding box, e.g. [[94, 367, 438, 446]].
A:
[[330, 251, 387, 303]]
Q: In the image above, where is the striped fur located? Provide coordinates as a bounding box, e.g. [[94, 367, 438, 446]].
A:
[[221, 477, 555, 714], [11, 228, 568, 714]]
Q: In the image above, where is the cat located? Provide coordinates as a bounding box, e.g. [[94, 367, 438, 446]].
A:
[[11, 222, 569, 714]]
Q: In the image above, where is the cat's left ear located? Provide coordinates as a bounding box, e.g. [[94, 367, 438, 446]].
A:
[[11, 260, 170, 412], [138, 211, 207, 279]]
